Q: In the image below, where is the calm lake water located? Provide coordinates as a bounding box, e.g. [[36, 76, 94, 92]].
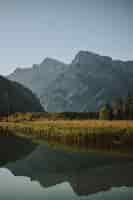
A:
[[0, 140, 133, 199]]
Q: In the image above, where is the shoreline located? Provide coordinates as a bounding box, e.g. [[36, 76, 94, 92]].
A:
[[0, 120, 133, 156]]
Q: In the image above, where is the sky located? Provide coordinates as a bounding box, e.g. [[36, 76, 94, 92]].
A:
[[0, 0, 132, 75]]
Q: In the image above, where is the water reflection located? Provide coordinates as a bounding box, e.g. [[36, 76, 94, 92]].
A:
[[0, 168, 75, 200], [5, 144, 133, 197], [0, 168, 133, 200], [0, 134, 36, 166]]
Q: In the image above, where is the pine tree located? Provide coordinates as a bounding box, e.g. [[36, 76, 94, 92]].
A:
[[99, 104, 112, 120]]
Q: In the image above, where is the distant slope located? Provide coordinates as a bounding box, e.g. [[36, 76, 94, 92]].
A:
[[0, 76, 43, 114], [8, 58, 68, 97], [8, 51, 133, 112]]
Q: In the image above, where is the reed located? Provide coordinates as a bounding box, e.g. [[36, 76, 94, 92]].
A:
[[0, 120, 133, 154]]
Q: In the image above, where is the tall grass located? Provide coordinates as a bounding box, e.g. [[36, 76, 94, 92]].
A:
[[1, 120, 133, 154]]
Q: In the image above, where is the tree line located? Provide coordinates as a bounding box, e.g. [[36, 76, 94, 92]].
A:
[[99, 94, 133, 120]]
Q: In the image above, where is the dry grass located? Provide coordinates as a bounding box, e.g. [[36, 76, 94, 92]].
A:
[[1, 120, 133, 129], [0, 120, 133, 154], [30, 120, 133, 129]]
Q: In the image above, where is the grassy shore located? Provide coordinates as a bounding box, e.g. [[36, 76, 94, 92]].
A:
[[0, 120, 133, 155]]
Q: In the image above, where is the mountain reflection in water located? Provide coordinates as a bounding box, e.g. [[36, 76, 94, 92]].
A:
[[0, 168, 133, 200], [3, 143, 133, 198]]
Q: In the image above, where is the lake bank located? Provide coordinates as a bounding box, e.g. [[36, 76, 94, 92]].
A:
[[1, 120, 133, 156]]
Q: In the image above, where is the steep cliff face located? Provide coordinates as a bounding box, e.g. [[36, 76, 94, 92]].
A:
[[8, 51, 133, 112], [8, 58, 67, 97], [41, 51, 133, 112], [0, 76, 43, 114]]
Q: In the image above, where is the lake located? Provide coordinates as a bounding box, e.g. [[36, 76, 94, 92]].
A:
[[0, 137, 133, 199]]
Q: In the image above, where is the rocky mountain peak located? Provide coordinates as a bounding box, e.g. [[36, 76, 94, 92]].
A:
[[72, 50, 112, 65], [72, 51, 99, 65], [40, 57, 64, 66]]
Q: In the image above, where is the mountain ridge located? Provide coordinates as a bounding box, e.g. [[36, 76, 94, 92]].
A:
[[8, 50, 133, 112]]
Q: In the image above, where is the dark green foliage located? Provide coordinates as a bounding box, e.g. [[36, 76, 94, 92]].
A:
[[126, 94, 133, 119], [60, 112, 98, 120], [100, 94, 133, 120], [99, 104, 112, 120], [0, 76, 44, 115], [111, 99, 123, 120]]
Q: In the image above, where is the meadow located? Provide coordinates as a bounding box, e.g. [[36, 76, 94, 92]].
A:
[[0, 115, 133, 155]]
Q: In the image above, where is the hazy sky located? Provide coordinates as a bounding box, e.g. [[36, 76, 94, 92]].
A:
[[0, 0, 131, 75]]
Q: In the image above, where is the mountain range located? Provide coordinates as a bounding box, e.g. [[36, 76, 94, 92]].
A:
[[8, 51, 133, 112], [0, 76, 43, 114]]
